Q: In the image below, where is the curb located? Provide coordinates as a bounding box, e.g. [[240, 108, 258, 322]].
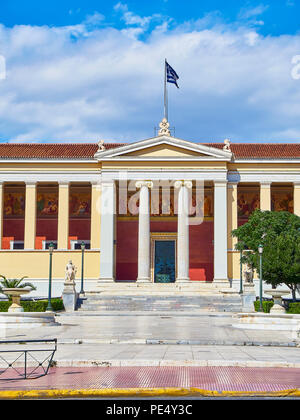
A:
[[57, 338, 299, 347], [0, 387, 299, 399], [55, 359, 300, 368]]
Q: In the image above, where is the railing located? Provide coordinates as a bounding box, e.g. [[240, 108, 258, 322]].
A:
[[0, 339, 57, 380]]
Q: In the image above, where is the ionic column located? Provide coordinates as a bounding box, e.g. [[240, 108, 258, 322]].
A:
[[136, 181, 153, 283], [294, 183, 300, 216], [260, 182, 271, 211], [90, 182, 101, 249], [24, 182, 37, 250], [175, 180, 192, 283], [99, 181, 116, 283], [57, 182, 70, 250], [213, 181, 228, 285], [0, 183, 3, 249]]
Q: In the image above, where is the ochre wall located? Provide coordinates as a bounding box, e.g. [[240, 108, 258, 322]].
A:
[[0, 251, 100, 279]]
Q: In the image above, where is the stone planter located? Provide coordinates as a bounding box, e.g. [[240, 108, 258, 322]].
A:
[[2, 288, 30, 313], [264, 289, 291, 314]]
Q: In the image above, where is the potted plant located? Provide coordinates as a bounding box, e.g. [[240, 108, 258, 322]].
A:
[[0, 275, 36, 312]]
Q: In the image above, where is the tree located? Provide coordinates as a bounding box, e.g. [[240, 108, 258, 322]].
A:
[[232, 210, 300, 301]]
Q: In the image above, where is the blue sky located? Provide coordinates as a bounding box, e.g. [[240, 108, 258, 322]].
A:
[[1, 0, 299, 36], [0, 1, 300, 143]]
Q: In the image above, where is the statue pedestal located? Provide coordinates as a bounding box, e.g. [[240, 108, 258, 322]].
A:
[[242, 282, 256, 313], [62, 283, 78, 312]]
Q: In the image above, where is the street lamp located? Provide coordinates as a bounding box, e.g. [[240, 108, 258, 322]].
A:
[[46, 242, 54, 312], [239, 243, 244, 295], [80, 241, 85, 298], [258, 244, 264, 312]]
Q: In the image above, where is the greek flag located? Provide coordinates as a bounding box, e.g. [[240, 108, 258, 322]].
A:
[[166, 61, 179, 88]]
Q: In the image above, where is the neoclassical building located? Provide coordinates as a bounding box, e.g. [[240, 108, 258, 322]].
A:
[[0, 125, 299, 296]]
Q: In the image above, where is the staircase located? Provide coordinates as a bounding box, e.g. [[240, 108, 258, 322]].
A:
[[78, 284, 242, 313]]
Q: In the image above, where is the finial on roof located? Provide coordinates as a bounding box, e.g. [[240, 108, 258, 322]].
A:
[[158, 117, 171, 137], [223, 138, 231, 152], [97, 139, 106, 152]]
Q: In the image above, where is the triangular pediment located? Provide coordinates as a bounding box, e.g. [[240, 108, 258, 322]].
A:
[[94, 135, 232, 161]]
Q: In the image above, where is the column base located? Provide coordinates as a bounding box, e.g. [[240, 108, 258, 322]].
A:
[[176, 277, 190, 284], [213, 278, 230, 288], [98, 278, 115, 284], [136, 277, 151, 283]]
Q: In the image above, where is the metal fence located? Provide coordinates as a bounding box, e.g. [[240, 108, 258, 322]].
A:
[[0, 339, 57, 380]]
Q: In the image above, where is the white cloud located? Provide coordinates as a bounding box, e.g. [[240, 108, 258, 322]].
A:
[[0, 8, 300, 143], [238, 4, 269, 20]]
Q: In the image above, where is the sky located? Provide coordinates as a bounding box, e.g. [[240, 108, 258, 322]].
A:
[[0, 0, 300, 143]]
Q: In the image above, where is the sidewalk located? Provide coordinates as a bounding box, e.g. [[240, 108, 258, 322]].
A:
[[0, 365, 300, 397]]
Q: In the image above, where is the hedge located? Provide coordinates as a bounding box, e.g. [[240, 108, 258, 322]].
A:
[[254, 300, 274, 313], [0, 298, 64, 312], [287, 302, 300, 314], [254, 300, 300, 314]]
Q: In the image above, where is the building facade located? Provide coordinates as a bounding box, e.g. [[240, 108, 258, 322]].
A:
[[0, 128, 299, 297]]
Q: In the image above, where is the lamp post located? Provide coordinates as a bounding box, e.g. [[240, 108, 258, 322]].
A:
[[258, 244, 264, 312], [46, 242, 54, 312], [239, 243, 244, 294], [80, 241, 85, 298]]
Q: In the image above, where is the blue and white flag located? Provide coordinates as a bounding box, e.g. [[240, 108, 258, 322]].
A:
[[166, 61, 179, 88]]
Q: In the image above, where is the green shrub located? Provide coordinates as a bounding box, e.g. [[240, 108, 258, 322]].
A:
[[0, 298, 64, 312], [287, 302, 300, 314], [254, 300, 274, 313], [254, 300, 300, 314]]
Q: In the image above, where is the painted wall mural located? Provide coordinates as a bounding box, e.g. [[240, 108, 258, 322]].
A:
[[118, 188, 214, 218], [69, 191, 91, 217], [238, 191, 260, 219], [271, 190, 293, 213], [4, 191, 25, 217], [37, 191, 58, 217]]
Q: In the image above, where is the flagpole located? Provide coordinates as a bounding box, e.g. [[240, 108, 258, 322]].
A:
[[164, 58, 168, 121]]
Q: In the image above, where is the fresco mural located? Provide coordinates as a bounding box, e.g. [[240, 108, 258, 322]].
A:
[[118, 188, 214, 218], [238, 190, 260, 219], [4, 191, 25, 217], [271, 190, 293, 213], [70, 191, 91, 217], [37, 190, 58, 217]]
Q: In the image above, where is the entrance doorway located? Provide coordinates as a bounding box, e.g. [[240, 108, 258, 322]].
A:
[[151, 234, 177, 283]]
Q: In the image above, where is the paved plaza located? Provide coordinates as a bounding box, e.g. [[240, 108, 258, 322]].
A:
[[2, 313, 297, 346]]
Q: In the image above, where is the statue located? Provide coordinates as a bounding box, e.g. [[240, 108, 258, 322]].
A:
[[243, 263, 254, 284], [65, 260, 77, 285], [223, 138, 231, 152], [63, 260, 78, 312], [97, 140, 106, 152], [158, 118, 171, 136]]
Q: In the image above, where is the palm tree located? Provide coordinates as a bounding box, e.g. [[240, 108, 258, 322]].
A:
[[0, 275, 36, 293]]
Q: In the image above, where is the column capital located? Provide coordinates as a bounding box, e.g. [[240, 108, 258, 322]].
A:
[[101, 180, 116, 188], [25, 181, 37, 187], [135, 181, 153, 189], [58, 181, 70, 187], [174, 180, 193, 189], [260, 181, 272, 187], [91, 181, 102, 191], [214, 180, 228, 187]]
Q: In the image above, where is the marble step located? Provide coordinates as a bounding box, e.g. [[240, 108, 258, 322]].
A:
[[78, 295, 242, 312]]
